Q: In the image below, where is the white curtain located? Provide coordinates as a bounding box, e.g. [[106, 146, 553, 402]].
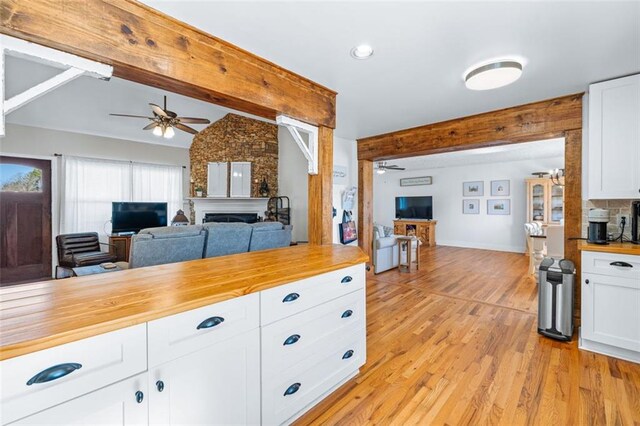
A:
[[132, 163, 183, 218], [61, 157, 131, 239], [61, 156, 183, 240]]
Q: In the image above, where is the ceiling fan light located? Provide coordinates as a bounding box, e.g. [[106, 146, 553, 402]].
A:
[[376, 169, 386, 175], [163, 126, 175, 139], [152, 125, 163, 137], [464, 60, 523, 90]]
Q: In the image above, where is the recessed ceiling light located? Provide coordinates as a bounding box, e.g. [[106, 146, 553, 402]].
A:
[[464, 60, 523, 90], [350, 44, 374, 60]]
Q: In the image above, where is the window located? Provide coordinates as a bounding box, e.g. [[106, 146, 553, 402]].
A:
[[0, 164, 42, 192], [61, 156, 183, 239]]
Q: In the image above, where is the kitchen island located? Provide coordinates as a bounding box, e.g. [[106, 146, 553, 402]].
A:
[[0, 245, 368, 425]]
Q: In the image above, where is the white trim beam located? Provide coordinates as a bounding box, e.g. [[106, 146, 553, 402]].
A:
[[1, 35, 112, 80], [276, 115, 319, 175], [4, 67, 84, 114]]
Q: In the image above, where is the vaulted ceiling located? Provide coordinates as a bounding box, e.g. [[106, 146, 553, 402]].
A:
[[143, 1, 640, 139]]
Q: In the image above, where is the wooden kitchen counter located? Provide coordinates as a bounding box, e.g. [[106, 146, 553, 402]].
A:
[[0, 245, 368, 361], [577, 240, 640, 256]]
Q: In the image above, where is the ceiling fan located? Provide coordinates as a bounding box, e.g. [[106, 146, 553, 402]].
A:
[[110, 96, 211, 139], [376, 161, 405, 174]]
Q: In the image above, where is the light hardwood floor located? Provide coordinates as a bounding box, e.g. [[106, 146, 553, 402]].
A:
[[297, 246, 640, 425]]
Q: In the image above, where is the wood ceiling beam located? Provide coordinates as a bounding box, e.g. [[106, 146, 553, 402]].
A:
[[357, 93, 583, 161], [0, 0, 337, 128]]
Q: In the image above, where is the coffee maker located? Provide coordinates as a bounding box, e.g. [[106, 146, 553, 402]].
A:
[[632, 201, 640, 243], [587, 208, 609, 244]]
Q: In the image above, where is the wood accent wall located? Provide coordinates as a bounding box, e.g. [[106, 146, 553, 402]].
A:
[[358, 94, 583, 160], [0, 0, 336, 128], [308, 127, 334, 245]]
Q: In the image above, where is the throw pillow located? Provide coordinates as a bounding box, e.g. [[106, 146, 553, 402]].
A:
[[383, 225, 394, 237], [373, 223, 385, 237]]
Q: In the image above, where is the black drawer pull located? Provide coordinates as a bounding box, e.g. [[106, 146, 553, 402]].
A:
[[341, 276, 353, 284], [283, 334, 301, 346], [610, 261, 633, 268], [341, 309, 353, 318], [196, 316, 225, 330], [282, 293, 300, 303], [135, 391, 144, 404], [342, 349, 354, 359], [284, 382, 301, 396], [156, 380, 164, 392], [26, 363, 82, 386]]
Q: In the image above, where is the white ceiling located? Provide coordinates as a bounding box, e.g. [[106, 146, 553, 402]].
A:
[[384, 138, 564, 171], [142, 0, 640, 139], [4, 56, 267, 148]]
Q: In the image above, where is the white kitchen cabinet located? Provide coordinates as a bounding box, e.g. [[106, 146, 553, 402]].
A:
[[580, 251, 640, 363], [588, 74, 640, 199], [148, 328, 261, 425], [9, 373, 148, 426], [230, 162, 252, 198]]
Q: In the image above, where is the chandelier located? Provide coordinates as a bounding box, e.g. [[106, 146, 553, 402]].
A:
[[549, 168, 565, 186]]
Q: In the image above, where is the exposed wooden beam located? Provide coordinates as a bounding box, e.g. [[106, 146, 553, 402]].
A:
[[308, 126, 334, 244], [357, 94, 583, 161], [358, 160, 373, 263], [0, 0, 336, 128]]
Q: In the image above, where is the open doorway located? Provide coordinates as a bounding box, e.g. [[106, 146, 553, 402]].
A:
[[371, 138, 564, 274]]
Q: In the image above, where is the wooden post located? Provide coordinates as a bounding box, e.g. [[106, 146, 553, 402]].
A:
[[358, 160, 373, 263], [308, 126, 333, 245], [564, 129, 582, 321]]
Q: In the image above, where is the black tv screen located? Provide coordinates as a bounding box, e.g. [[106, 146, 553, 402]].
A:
[[112, 202, 168, 234], [395, 196, 433, 220]]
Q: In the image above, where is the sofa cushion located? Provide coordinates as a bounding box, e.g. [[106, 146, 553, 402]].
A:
[[249, 223, 292, 251], [139, 225, 204, 238], [203, 223, 253, 258], [129, 225, 206, 268], [376, 236, 397, 249]]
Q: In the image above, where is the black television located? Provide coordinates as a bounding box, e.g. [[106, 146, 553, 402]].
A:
[[112, 202, 168, 234], [395, 196, 433, 220]]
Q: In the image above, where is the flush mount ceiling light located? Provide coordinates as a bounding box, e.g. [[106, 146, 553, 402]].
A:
[[350, 44, 374, 60], [464, 60, 523, 90]]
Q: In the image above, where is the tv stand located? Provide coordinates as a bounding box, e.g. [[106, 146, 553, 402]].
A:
[[109, 234, 132, 262], [393, 219, 437, 247]]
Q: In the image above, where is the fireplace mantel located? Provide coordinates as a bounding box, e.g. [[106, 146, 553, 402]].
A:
[[188, 197, 269, 224]]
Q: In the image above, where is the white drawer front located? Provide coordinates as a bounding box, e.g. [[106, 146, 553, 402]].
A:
[[0, 324, 147, 425], [582, 251, 640, 280], [261, 264, 365, 325], [148, 293, 259, 367], [262, 289, 365, 377], [262, 330, 366, 426]]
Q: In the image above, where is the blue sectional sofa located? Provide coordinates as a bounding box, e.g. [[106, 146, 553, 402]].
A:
[[126, 222, 292, 269]]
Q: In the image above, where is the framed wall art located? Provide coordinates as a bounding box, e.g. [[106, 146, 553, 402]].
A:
[[463, 181, 484, 197], [491, 180, 510, 196], [463, 199, 480, 214], [487, 199, 511, 215]]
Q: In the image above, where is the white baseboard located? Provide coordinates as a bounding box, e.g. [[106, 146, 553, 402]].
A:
[[438, 239, 525, 254], [579, 328, 640, 364]]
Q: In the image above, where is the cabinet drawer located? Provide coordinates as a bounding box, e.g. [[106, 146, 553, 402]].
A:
[[262, 289, 365, 377], [262, 330, 365, 426], [148, 293, 259, 367], [582, 251, 640, 280], [261, 264, 365, 325], [9, 373, 148, 426], [0, 324, 147, 425]]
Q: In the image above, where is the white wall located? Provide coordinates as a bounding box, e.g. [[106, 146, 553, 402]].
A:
[[277, 127, 308, 242], [332, 136, 358, 245], [373, 156, 564, 253]]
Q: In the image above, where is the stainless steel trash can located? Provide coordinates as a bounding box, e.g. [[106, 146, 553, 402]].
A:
[[538, 258, 575, 341]]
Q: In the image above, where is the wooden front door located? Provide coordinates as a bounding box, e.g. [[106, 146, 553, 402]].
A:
[[0, 156, 52, 285]]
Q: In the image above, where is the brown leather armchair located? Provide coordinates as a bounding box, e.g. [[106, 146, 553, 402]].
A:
[[56, 232, 117, 277]]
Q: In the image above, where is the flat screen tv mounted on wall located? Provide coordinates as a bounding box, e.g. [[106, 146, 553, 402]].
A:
[[112, 202, 168, 234], [395, 196, 433, 220]]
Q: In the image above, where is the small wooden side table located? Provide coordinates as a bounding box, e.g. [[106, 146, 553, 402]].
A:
[[397, 236, 420, 272]]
